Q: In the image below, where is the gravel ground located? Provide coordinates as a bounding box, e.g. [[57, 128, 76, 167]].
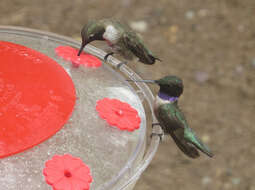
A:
[[1, 0, 255, 190]]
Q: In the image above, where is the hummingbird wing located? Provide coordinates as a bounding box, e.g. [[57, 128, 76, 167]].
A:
[[99, 20, 134, 60], [158, 103, 201, 158], [170, 130, 200, 158], [184, 128, 214, 158], [157, 103, 185, 133], [121, 31, 160, 65]]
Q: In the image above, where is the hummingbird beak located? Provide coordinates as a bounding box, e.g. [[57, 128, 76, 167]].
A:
[[78, 35, 91, 56], [77, 42, 86, 56], [126, 79, 156, 84]]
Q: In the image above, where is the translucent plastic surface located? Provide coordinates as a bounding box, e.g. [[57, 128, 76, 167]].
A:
[[0, 26, 161, 190]]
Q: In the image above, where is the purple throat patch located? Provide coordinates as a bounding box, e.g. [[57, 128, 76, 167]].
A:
[[158, 92, 178, 102]]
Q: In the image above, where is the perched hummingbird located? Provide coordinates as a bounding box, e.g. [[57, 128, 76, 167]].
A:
[[127, 75, 213, 158], [77, 19, 160, 67]]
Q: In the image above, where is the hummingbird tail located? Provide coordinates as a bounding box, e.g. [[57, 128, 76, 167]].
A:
[[155, 56, 162, 62], [189, 134, 214, 158], [195, 139, 214, 158], [170, 132, 200, 159], [146, 55, 161, 65]]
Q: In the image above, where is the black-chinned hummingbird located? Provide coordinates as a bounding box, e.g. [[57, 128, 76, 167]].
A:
[[127, 75, 214, 158], [78, 19, 161, 67]]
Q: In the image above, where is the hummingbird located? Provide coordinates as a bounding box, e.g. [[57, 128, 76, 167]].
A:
[[77, 19, 161, 67], [127, 75, 214, 158]]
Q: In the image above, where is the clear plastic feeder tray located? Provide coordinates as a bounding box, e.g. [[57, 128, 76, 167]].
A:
[[0, 26, 161, 190]]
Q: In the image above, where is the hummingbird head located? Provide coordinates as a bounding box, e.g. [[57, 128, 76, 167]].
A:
[[155, 75, 183, 98], [126, 75, 183, 98], [78, 21, 105, 56]]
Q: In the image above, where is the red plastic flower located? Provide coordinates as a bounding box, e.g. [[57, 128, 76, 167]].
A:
[[43, 154, 92, 190], [55, 46, 102, 68], [96, 98, 141, 131]]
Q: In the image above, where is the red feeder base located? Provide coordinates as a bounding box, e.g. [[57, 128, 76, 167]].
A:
[[0, 41, 76, 158]]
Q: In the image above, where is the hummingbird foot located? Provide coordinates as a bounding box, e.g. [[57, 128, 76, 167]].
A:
[[152, 122, 160, 128], [104, 52, 114, 62], [117, 61, 128, 69], [150, 132, 163, 141], [151, 122, 163, 141]]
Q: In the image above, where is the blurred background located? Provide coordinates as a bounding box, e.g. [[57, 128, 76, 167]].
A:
[[1, 0, 255, 189]]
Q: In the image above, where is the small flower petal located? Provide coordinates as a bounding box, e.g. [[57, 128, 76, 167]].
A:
[[43, 168, 64, 185], [43, 154, 92, 190], [96, 98, 141, 131]]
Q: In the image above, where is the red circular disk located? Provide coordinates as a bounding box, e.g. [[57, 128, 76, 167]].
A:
[[43, 154, 92, 190], [0, 41, 76, 158], [55, 46, 102, 68], [96, 98, 141, 131]]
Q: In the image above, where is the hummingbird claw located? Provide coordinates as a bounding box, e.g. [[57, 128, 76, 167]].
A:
[[117, 61, 127, 69], [150, 132, 163, 141], [151, 123, 163, 141], [152, 122, 160, 128], [104, 52, 114, 62]]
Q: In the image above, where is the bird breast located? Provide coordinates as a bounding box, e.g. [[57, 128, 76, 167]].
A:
[[153, 95, 169, 119], [103, 25, 120, 45]]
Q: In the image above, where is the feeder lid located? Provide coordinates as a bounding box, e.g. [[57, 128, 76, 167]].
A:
[[0, 26, 148, 190]]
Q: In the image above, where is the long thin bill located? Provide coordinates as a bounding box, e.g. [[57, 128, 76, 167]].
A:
[[77, 44, 85, 56], [126, 79, 155, 83]]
